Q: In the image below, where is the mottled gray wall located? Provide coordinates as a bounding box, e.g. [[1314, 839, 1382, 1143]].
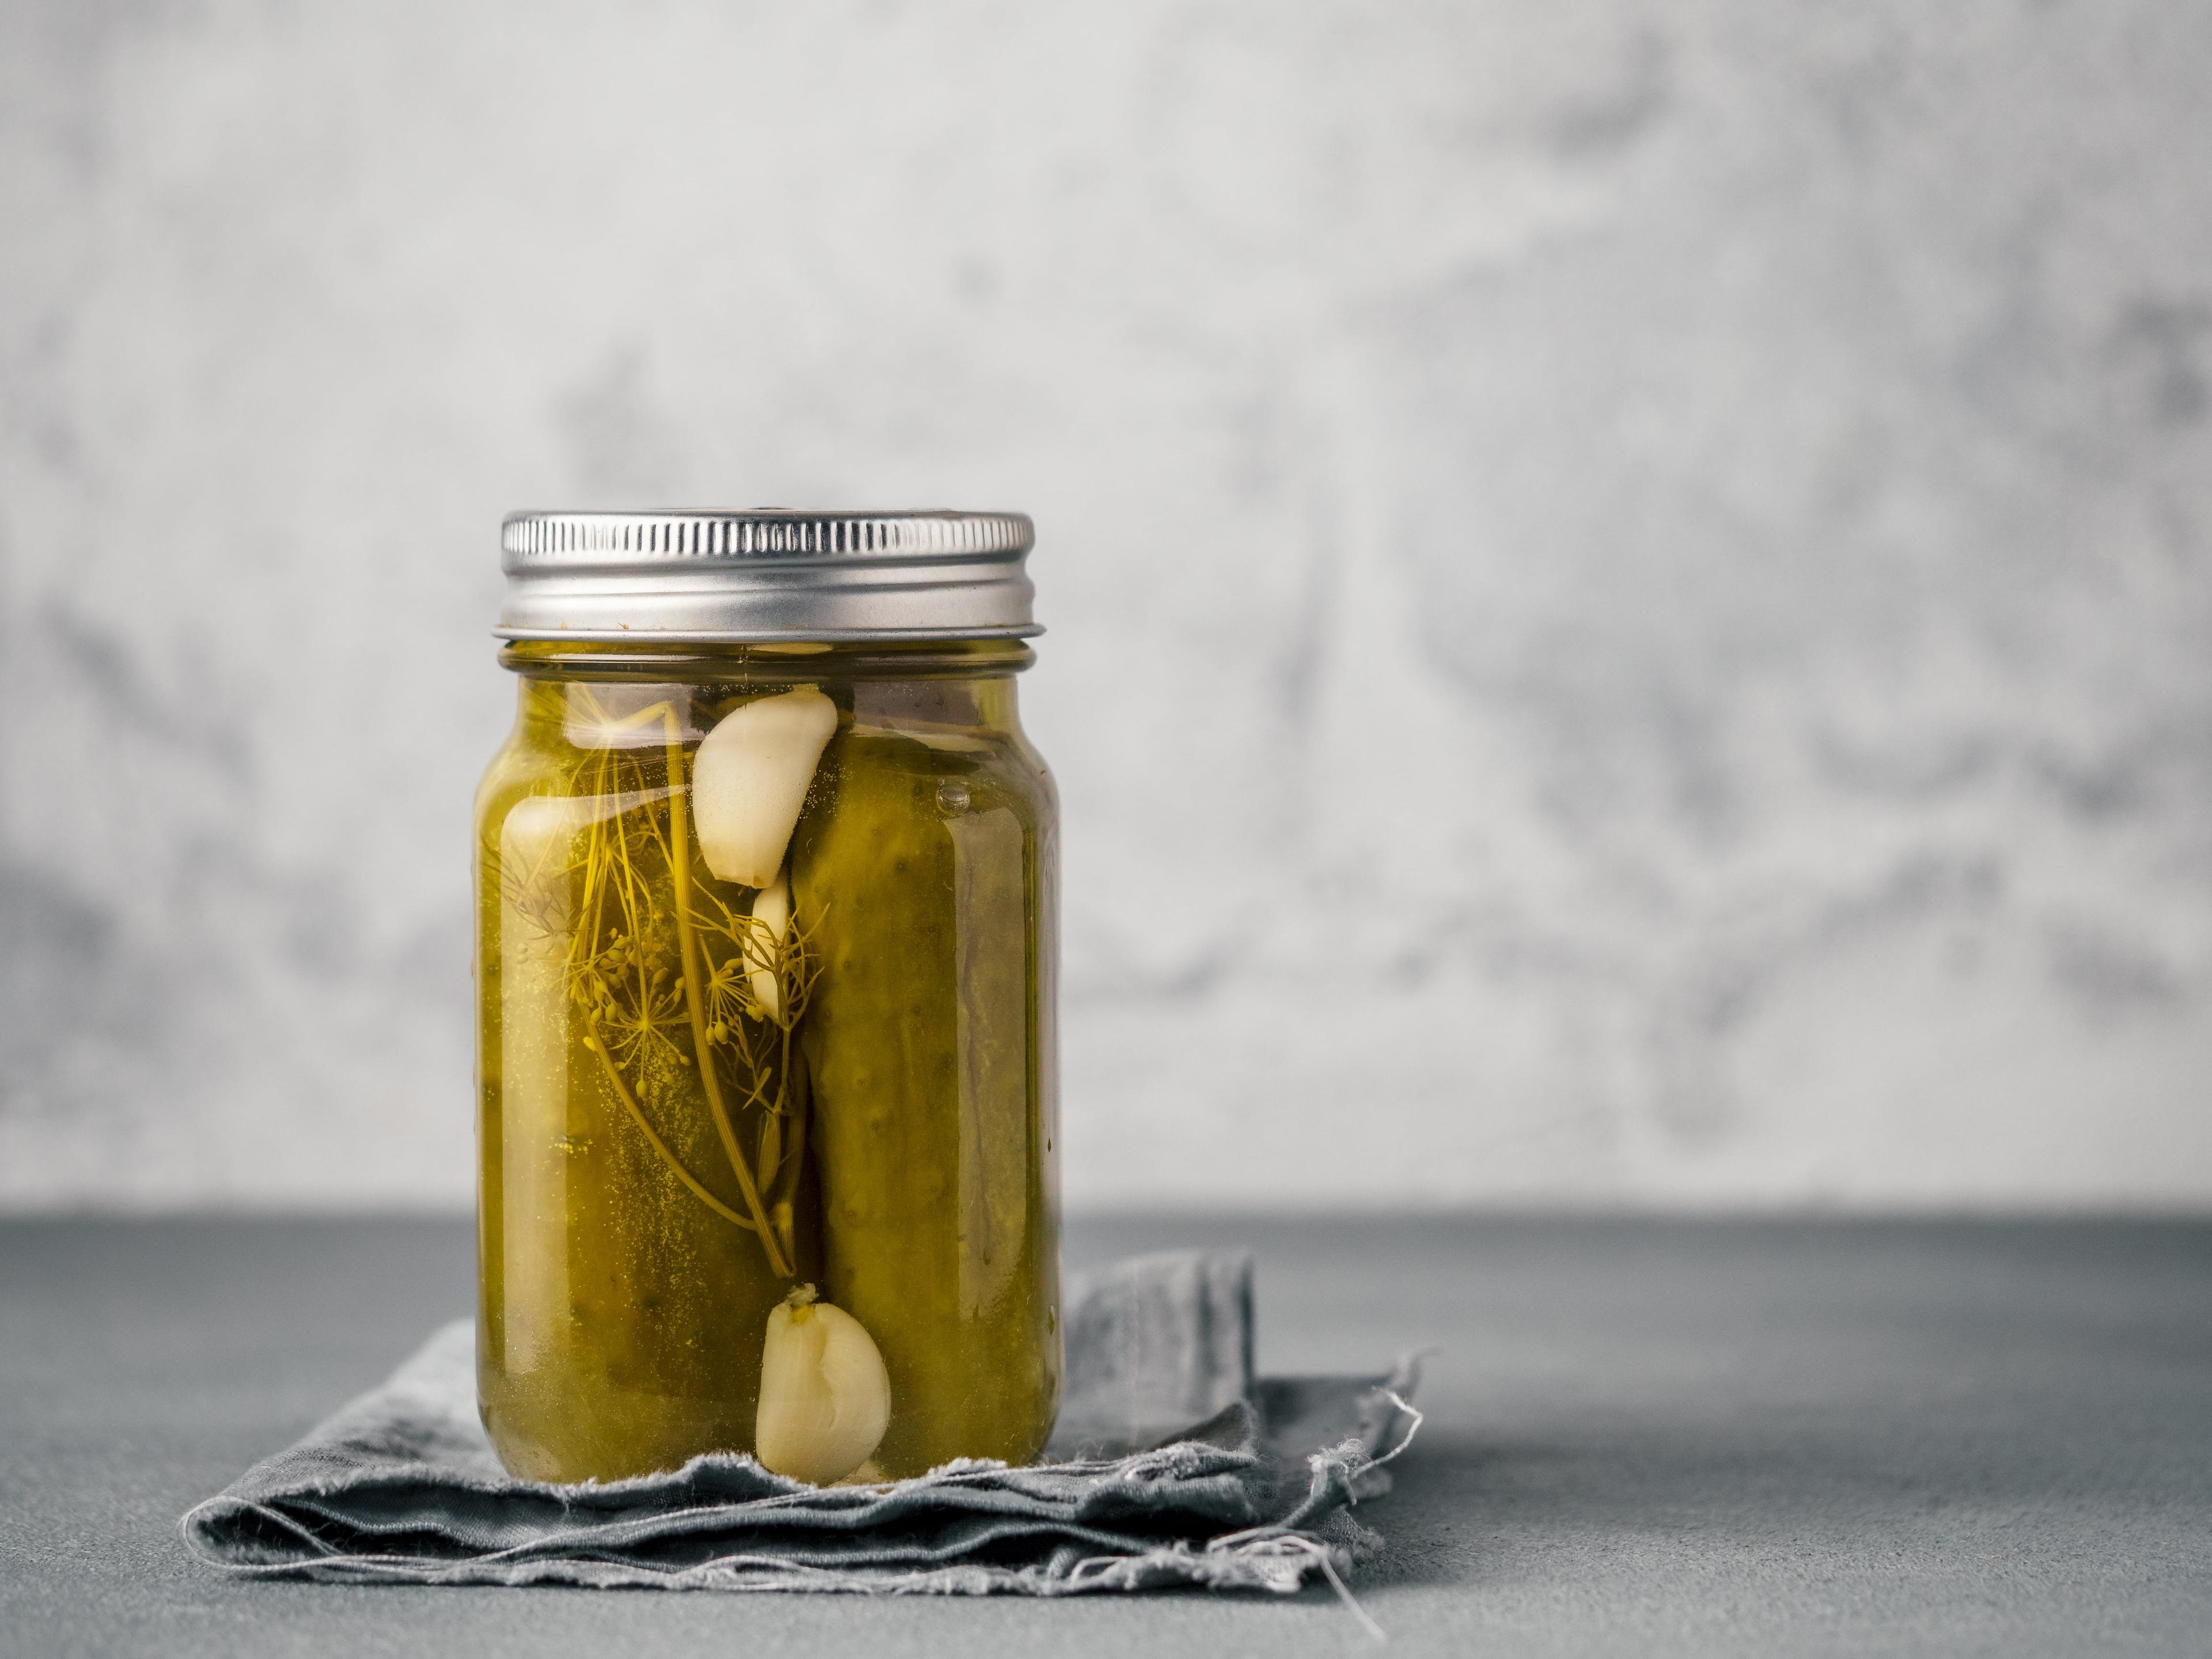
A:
[[2, 1, 2207, 1210]]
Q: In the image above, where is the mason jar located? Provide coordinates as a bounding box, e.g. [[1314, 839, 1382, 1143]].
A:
[[474, 510, 1059, 1484]]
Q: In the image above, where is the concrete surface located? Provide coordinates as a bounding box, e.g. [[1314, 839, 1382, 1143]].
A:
[[3, 1214, 2208, 1656], [6, 2, 2212, 1213]]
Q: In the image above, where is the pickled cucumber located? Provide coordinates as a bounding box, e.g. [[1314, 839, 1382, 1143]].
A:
[[791, 724, 1060, 1476], [476, 684, 820, 1482]]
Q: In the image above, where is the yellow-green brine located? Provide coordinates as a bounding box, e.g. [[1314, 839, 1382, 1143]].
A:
[[475, 510, 1060, 1484]]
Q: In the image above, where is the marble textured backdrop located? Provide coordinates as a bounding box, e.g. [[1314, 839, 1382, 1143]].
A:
[[2, 1, 2207, 1211]]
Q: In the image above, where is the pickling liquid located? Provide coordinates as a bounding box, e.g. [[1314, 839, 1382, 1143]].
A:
[[475, 651, 1060, 1483]]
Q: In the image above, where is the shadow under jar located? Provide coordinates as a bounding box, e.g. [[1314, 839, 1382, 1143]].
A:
[[475, 511, 1060, 1485]]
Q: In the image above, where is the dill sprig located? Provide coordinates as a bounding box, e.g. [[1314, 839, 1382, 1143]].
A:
[[691, 884, 825, 1268], [501, 689, 823, 1279]]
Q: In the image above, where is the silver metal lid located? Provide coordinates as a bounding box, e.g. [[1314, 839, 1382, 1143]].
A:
[[496, 509, 1039, 642]]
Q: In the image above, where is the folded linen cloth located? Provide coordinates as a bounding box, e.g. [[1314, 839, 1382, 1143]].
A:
[[182, 1250, 1421, 1596]]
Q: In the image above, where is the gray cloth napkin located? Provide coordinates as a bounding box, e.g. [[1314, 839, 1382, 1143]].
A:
[[182, 1250, 1421, 1596]]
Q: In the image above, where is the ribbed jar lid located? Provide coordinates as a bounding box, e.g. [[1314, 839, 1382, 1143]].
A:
[[496, 509, 1039, 642]]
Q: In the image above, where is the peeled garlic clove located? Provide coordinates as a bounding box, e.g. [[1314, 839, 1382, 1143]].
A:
[[748, 872, 791, 1020], [498, 794, 586, 882], [691, 689, 838, 887], [755, 1285, 891, 1486]]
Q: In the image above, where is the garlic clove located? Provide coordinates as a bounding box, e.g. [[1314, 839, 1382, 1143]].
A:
[[748, 872, 791, 1020], [691, 689, 838, 888], [499, 794, 584, 870], [755, 1285, 891, 1486]]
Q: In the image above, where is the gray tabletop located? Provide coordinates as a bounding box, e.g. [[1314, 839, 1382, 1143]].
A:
[[4, 1215, 2208, 1656]]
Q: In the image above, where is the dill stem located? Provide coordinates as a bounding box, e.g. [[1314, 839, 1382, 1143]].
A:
[[661, 708, 793, 1280], [582, 1022, 754, 1233], [769, 1025, 805, 1263], [774, 1022, 796, 1190]]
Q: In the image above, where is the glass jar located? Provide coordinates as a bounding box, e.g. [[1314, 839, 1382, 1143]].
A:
[[474, 512, 1059, 1484]]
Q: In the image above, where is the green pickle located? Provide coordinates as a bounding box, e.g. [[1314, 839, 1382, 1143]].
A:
[[793, 719, 1060, 1475], [475, 648, 1059, 1486]]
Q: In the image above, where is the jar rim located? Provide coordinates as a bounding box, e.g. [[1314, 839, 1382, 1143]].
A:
[[498, 636, 1036, 680]]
